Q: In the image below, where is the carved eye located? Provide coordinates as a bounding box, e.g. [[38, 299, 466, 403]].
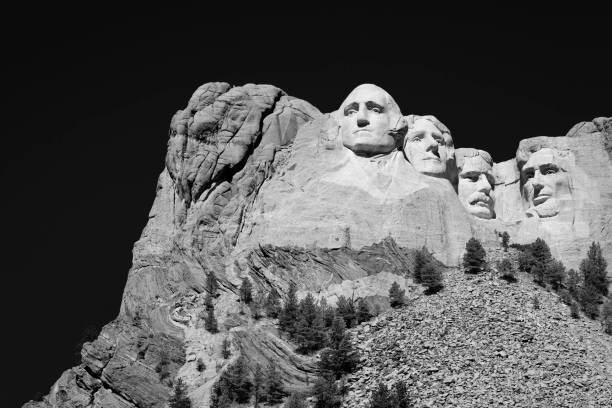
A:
[[524, 169, 535, 179], [542, 166, 558, 175], [371, 107, 381, 113]]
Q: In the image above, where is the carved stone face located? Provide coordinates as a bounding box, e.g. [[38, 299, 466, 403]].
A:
[[458, 155, 495, 219], [339, 84, 401, 156], [404, 118, 453, 177], [521, 148, 570, 218]]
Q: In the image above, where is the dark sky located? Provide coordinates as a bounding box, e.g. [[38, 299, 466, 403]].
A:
[[3, 8, 609, 406]]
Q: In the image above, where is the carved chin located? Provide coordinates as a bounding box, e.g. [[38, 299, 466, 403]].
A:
[[531, 198, 560, 218], [467, 204, 494, 219], [413, 161, 446, 177]]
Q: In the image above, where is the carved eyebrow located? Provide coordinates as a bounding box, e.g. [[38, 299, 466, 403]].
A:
[[365, 101, 385, 111], [343, 102, 359, 115]]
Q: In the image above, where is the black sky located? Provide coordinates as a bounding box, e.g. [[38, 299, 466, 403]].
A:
[[3, 8, 610, 406]]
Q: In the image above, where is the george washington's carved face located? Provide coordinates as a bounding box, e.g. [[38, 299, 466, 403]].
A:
[[339, 84, 403, 156], [521, 148, 570, 218], [458, 154, 495, 219], [404, 118, 454, 177]]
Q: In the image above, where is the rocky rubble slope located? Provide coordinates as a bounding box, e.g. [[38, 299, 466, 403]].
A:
[[343, 258, 612, 408]]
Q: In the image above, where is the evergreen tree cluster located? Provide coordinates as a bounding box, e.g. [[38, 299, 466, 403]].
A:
[[278, 283, 375, 354], [169, 378, 192, 408], [368, 381, 413, 408], [210, 356, 286, 408], [412, 247, 444, 294], [515, 240, 610, 321]]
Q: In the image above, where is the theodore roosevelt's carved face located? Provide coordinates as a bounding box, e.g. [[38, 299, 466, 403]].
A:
[[404, 117, 454, 177], [458, 153, 495, 219], [521, 148, 570, 218], [339, 84, 402, 156]]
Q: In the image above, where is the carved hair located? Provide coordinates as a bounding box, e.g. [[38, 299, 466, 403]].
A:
[[455, 148, 493, 171], [516, 140, 571, 172]]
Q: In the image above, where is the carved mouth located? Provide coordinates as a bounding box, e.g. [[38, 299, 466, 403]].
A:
[[353, 129, 372, 134], [533, 194, 551, 205]]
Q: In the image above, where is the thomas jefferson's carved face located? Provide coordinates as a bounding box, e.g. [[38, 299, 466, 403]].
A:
[[521, 148, 570, 218], [339, 84, 400, 156], [404, 118, 453, 177], [458, 155, 495, 219]]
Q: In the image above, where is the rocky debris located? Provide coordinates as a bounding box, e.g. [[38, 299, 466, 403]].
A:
[[342, 266, 612, 408]]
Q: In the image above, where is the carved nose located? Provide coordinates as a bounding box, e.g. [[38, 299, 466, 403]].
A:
[[357, 118, 369, 128], [425, 136, 440, 156], [477, 176, 491, 193]]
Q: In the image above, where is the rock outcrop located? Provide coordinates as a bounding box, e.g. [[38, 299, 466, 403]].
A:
[[22, 82, 611, 408]]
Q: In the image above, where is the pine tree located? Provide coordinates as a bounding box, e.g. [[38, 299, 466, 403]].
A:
[[239, 277, 253, 304], [545, 259, 566, 291], [517, 250, 535, 273], [279, 282, 299, 336], [393, 381, 412, 408], [498, 258, 516, 282], [312, 376, 342, 408], [567, 268, 582, 299], [369, 382, 392, 408], [319, 334, 358, 379], [204, 293, 214, 311], [210, 378, 231, 408], [413, 247, 430, 284], [580, 242, 609, 297], [206, 271, 219, 297], [356, 298, 372, 323], [294, 315, 310, 353], [531, 238, 552, 270], [251, 289, 266, 320], [320, 298, 336, 327], [579, 284, 600, 319], [463, 237, 487, 274], [388, 281, 405, 308], [221, 337, 231, 359], [329, 314, 346, 348], [224, 355, 252, 403], [336, 295, 357, 328], [420, 262, 444, 294], [169, 378, 192, 408], [252, 364, 264, 408], [602, 299, 612, 335], [265, 288, 281, 318], [532, 262, 546, 287], [310, 312, 329, 351], [205, 306, 219, 333], [285, 393, 307, 408], [299, 293, 318, 326], [501, 231, 510, 252], [570, 301, 580, 319], [263, 363, 285, 404]]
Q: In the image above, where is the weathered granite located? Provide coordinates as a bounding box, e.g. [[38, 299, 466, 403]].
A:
[[22, 81, 610, 408]]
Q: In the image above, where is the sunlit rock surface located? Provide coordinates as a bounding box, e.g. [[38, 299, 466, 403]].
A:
[[22, 81, 610, 408]]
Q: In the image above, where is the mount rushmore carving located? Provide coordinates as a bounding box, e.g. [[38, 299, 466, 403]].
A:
[[23, 81, 611, 408]]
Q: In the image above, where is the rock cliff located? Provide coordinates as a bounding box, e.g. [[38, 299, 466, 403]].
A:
[[22, 83, 611, 408]]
